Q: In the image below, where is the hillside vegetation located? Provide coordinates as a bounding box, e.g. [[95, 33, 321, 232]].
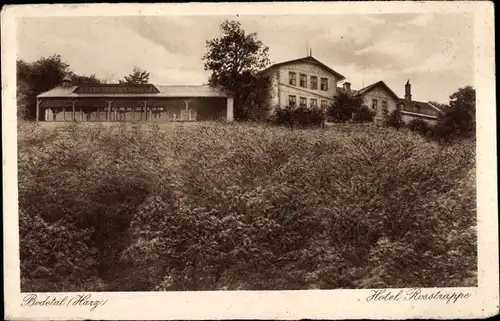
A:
[[18, 121, 476, 291]]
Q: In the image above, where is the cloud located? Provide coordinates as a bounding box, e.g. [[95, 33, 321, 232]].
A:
[[354, 39, 416, 58], [402, 39, 460, 74], [17, 14, 473, 103], [17, 17, 208, 84], [407, 13, 434, 27]]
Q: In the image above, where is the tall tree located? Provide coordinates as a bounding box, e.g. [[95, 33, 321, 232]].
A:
[[327, 92, 369, 123], [202, 20, 271, 120], [17, 55, 70, 120], [433, 86, 476, 141], [120, 67, 150, 85], [449, 86, 476, 118]]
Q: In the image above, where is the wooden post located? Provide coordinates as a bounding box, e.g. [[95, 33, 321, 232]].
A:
[[80, 106, 83, 121], [63, 106, 66, 122], [72, 100, 76, 121], [183, 99, 191, 121], [143, 100, 148, 121], [36, 99, 40, 122], [114, 106, 117, 122], [226, 96, 234, 121], [106, 100, 112, 121]]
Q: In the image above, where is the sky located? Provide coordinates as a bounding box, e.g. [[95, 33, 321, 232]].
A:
[[17, 13, 474, 103]]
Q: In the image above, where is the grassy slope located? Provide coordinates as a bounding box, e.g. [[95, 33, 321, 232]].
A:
[[17, 121, 477, 291]]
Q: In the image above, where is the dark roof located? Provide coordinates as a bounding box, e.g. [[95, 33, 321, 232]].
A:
[[337, 86, 358, 95], [397, 99, 445, 117], [37, 84, 232, 98], [354, 81, 399, 101], [261, 56, 346, 81]]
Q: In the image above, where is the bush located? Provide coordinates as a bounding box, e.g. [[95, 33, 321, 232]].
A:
[[385, 108, 404, 130], [327, 92, 366, 123], [271, 105, 325, 128], [407, 118, 431, 135], [353, 106, 375, 123], [18, 122, 476, 291], [431, 108, 475, 143]]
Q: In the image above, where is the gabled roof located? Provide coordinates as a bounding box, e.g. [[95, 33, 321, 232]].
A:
[[354, 81, 399, 101], [261, 56, 346, 81], [397, 99, 445, 116], [37, 85, 232, 98]]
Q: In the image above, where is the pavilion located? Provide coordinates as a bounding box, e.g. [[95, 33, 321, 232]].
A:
[[36, 79, 234, 122]]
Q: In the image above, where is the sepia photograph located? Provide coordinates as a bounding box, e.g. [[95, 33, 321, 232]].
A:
[[2, 2, 498, 320]]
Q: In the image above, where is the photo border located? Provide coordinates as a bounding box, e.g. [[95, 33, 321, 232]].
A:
[[2, 2, 498, 319]]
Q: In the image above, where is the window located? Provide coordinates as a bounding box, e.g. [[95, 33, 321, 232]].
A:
[[299, 97, 307, 107], [289, 72, 297, 86], [321, 100, 328, 109], [310, 99, 318, 108], [300, 74, 307, 88], [372, 99, 378, 110], [310, 76, 318, 90], [382, 101, 388, 115], [152, 107, 162, 120], [288, 95, 297, 107], [320, 78, 328, 91]]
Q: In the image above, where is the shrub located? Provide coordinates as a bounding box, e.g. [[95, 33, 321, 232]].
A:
[[271, 105, 325, 128], [385, 108, 404, 130], [353, 106, 375, 123], [407, 118, 431, 135], [431, 107, 475, 143], [18, 122, 476, 291], [327, 92, 365, 123]]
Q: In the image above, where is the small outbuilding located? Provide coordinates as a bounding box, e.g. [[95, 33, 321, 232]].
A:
[[36, 83, 234, 122]]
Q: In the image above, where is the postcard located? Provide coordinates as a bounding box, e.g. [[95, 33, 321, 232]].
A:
[[2, 1, 498, 319]]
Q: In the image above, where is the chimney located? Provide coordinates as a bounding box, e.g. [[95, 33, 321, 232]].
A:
[[343, 82, 351, 93], [405, 79, 412, 101]]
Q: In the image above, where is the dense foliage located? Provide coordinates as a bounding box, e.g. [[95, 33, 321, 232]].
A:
[[327, 92, 374, 123], [385, 108, 404, 130], [271, 105, 326, 128], [431, 86, 476, 142], [18, 122, 476, 291], [203, 20, 271, 120], [17, 55, 70, 120], [407, 118, 431, 135]]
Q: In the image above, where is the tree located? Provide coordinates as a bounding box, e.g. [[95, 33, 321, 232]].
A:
[[203, 20, 271, 120], [327, 92, 372, 123], [432, 86, 476, 141], [385, 108, 404, 130], [17, 55, 70, 120], [69, 72, 103, 85], [120, 67, 150, 85]]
